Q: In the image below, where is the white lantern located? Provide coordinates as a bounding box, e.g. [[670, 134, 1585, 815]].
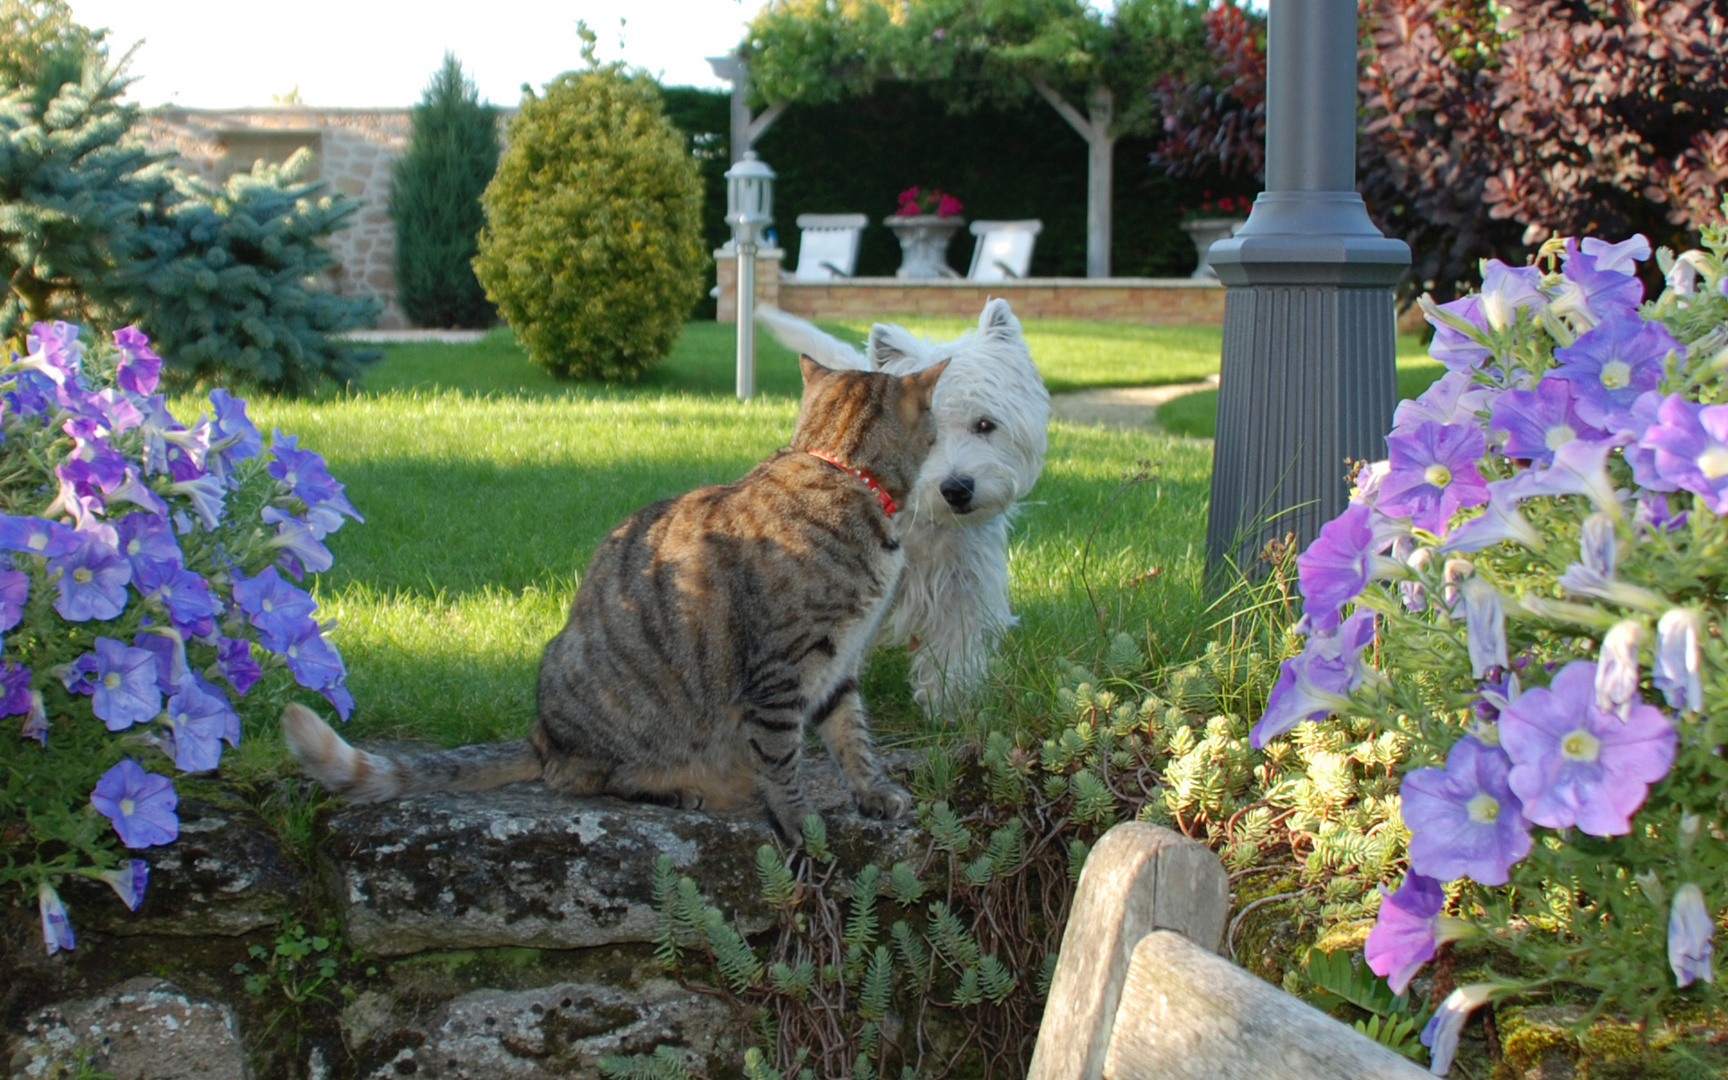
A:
[[725, 151, 775, 245], [723, 152, 775, 400]]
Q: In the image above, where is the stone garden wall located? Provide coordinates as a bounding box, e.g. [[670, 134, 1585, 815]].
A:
[[142, 107, 415, 330], [1, 755, 913, 1079]]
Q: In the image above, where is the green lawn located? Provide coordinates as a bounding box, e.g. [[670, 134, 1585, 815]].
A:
[[1154, 338, 1444, 439], [220, 318, 1221, 756]]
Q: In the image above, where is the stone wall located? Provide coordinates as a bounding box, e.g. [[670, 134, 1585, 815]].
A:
[[1, 756, 917, 1079], [142, 107, 414, 329], [717, 253, 1230, 327]]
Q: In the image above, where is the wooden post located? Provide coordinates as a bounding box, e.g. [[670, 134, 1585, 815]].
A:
[[1103, 931, 1432, 1079], [1026, 823, 1230, 1080]]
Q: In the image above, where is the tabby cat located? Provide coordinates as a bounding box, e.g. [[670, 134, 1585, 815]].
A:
[[283, 354, 948, 839]]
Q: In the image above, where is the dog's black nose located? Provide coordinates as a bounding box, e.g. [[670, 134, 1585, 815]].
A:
[[940, 476, 975, 510]]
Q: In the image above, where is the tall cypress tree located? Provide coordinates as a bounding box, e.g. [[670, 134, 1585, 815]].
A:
[[390, 54, 500, 329]]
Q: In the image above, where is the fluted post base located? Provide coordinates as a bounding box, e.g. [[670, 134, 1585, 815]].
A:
[[1204, 281, 1401, 571]]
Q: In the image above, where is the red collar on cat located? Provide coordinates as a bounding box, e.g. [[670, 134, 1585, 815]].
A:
[[806, 449, 898, 516]]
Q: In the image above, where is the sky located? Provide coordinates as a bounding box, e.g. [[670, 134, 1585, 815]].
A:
[[66, 1, 780, 109]]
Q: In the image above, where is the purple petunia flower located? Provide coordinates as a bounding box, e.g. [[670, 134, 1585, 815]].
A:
[[1634, 491, 1687, 535], [1378, 422, 1490, 535], [270, 431, 346, 507], [1551, 317, 1679, 431], [162, 675, 233, 772], [1457, 575, 1508, 679], [1393, 371, 1496, 438], [1637, 393, 1728, 514], [231, 566, 318, 644], [47, 529, 131, 622], [1669, 883, 1715, 989], [1499, 661, 1677, 836], [39, 882, 75, 955], [263, 507, 334, 574], [1551, 240, 1645, 326], [2, 659, 33, 716], [1580, 234, 1651, 274], [1250, 610, 1377, 748], [1423, 295, 1494, 371], [22, 321, 82, 385], [277, 618, 347, 690], [1438, 484, 1545, 555], [132, 629, 190, 694], [1495, 438, 1622, 519], [1479, 260, 1548, 332], [115, 513, 182, 576], [1401, 737, 1532, 886], [321, 682, 355, 721], [131, 559, 218, 637], [1295, 503, 1400, 631], [1655, 608, 1703, 714], [1421, 984, 1496, 1076], [1555, 511, 1665, 613], [90, 759, 178, 848], [1488, 379, 1604, 466], [167, 474, 225, 531], [1365, 872, 1453, 995], [1595, 620, 1643, 718], [113, 326, 163, 395], [79, 637, 163, 731], [215, 636, 263, 697], [206, 388, 263, 468], [0, 514, 78, 558], [107, 467, 168, 517], [97, 860, 149, 912], [0, 566, 26, 631]]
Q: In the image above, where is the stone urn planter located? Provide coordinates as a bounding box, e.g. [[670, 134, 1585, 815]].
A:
[[885, 214, 965, 279], [1181, 217, 1247, 280]]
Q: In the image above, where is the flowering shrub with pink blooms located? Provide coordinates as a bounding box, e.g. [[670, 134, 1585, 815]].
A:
[[0, 323, 359, 955], [1257, 213, 1728, 1072], [894, 185, 963, 218]]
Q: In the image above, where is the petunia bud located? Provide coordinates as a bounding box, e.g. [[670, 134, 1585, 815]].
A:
[[1669, 883, 1715, 988], [1595, 621, 1644, 719], [1460, 576, 1509, 679], [1421, 983, 1498, 1076], [1655, 608, 1703, 713], [38, 882, 75, 955]]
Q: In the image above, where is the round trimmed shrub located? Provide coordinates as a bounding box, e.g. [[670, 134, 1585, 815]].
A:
[[474, 54, 705, 382]]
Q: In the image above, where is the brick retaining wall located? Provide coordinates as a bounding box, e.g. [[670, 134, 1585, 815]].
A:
[[716, 251, 1227, 326]]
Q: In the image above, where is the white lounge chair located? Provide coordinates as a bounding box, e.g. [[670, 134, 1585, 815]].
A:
[[789, 213, 868, 280], [967, 220, 1043, 281]]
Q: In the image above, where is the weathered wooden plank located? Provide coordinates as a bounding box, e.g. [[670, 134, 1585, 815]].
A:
[[1103, 930, 1432, 1080], [1026, 822, 1231, 1080]]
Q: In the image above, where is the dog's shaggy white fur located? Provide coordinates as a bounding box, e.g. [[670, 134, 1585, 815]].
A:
[[758, 299, 1050, 714]]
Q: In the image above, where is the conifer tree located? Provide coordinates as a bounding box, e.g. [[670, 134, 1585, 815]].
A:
[[0, 51, 168, 344], [390, 53, 499, 328]]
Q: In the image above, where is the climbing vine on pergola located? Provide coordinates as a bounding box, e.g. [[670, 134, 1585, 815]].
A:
[[742, 0, 1214, 278]]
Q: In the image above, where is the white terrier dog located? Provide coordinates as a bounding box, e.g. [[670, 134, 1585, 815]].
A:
[[758, 299, 1050, 715]]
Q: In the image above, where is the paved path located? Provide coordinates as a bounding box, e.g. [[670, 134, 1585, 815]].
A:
[[1049, 375, 1217, 433]]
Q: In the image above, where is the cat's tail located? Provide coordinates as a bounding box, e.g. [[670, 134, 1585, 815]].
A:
[[755, 305, 869, 372], [281, 704, 544, 802]]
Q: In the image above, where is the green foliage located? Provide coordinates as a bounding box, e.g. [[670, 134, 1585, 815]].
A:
[[126, 153, 382, 392], [0, 54, 165, 341], [390, 53, 498, 329], [0, 0, 107, 116], [1299, 949, 1431, 1061], [473, 35, 704, 382], [597, 1046, 695, 1080]]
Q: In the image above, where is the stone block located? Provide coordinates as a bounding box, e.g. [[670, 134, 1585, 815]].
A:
[[323, 753, 921, 957], [9, 977, 248, 1080]]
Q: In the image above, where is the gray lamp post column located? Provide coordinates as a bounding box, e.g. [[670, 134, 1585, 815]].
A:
[[1204, 0, 1411, 571], [725, 152, 775, 400]]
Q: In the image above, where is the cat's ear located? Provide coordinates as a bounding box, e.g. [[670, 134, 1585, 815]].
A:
[[906, 359, 949, 412], [798, 353, 833, 385]]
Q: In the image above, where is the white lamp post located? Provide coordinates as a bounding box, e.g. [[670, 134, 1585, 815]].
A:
[[725, 151, 775, 400]]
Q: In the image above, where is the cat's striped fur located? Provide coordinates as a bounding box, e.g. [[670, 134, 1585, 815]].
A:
[[282, 354, 947, 839]]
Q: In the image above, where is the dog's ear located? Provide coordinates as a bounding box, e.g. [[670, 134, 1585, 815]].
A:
[[867, 324, 918, 372], [978, 298, 1022, 340]]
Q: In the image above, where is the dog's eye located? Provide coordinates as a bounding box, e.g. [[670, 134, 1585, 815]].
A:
[[972, 418, 996, 435]]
